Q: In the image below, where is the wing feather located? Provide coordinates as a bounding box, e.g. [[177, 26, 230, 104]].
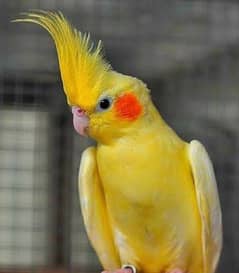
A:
[[188, 140, 222, 273], [79, 146, 120, 270]]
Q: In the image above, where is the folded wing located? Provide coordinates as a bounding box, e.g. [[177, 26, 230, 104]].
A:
[[79, 147, 120, 270], [188, 140, 222, 273]]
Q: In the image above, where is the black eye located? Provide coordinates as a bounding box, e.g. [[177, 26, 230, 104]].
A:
[[97, 96, 113, 112], [100, 98, 110, 109]]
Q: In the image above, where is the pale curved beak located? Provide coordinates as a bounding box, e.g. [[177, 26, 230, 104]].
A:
[[72, 106, 89, 136]]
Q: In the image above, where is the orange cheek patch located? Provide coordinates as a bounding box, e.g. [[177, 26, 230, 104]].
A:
[[115, 93, 143, 121]]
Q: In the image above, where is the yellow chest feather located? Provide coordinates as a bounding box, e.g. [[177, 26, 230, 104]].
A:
[[96, 130, 203, 273]]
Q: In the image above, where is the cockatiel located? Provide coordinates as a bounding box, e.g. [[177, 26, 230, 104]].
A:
[[15, 11, 222, 273]]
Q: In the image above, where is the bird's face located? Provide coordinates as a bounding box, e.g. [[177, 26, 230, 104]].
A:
[[71, 72, 150, 144]]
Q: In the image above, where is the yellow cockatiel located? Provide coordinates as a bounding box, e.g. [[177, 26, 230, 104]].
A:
[[15, 11, 222, 273]]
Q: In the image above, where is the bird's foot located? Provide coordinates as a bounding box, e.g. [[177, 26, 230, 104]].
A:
[[102, 265, 136, 273], [101, 265, 185, 273], [102, 268, 133, 273], [102, 267, 184, 273]]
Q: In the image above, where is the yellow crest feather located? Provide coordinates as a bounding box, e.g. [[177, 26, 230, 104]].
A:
[[14, 10, 111, 108]]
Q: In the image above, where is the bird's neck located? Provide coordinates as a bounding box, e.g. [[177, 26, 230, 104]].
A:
[[98, 103, 182, 148]]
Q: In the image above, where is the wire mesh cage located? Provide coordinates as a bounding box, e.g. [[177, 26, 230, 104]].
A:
[[1, 1, 239, 273]]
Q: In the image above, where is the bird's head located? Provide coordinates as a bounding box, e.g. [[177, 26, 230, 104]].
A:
[[15, 11, 156, 144], [71, 71, 152, 143]]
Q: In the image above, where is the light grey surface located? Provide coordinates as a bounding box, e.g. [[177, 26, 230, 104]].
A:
[[0, 108, 55, 267]]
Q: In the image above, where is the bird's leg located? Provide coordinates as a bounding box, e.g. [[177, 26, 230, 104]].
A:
[[102, 268, 133, 273], [102, 265, 136, 273], [102, 268, 184, 273]]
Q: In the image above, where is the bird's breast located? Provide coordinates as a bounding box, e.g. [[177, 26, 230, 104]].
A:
[[97, 137, 190, 205], [96, 136, 203, 273]]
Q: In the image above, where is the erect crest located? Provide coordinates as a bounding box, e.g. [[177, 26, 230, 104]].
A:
[[14, 10, 111, 109]]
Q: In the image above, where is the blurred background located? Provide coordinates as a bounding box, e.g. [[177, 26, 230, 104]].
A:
[[0, 0, 238, 272]]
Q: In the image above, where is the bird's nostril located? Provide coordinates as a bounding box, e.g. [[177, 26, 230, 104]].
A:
[[72, 106, 85, 116]]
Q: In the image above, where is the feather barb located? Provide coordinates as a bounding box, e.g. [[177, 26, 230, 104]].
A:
[[13, 10, 111, 108]]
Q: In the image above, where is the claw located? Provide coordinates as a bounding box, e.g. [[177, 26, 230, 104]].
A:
[[102, 268, 134, 273], [102, 267, 184, 273]]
